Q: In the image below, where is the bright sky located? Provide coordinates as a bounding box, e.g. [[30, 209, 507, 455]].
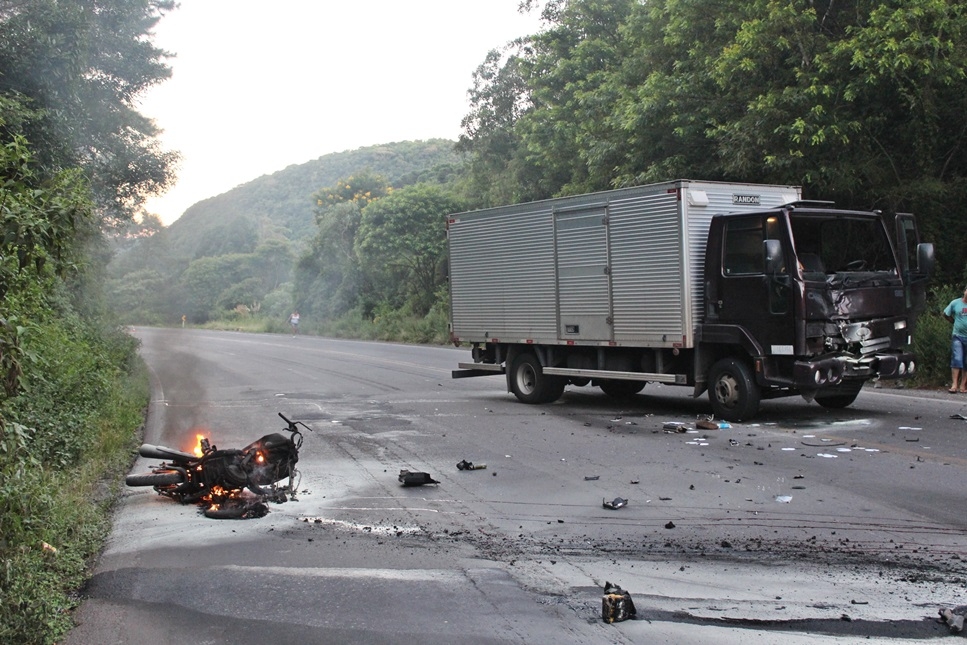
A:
[[138, 1, 543, 225]]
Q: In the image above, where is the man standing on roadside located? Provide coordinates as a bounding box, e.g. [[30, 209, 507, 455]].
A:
[[943, 287, 967, 393], [288, 311, 300, 336]]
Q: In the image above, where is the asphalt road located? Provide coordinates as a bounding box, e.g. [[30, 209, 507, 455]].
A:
[[65, 328, 967, 644]]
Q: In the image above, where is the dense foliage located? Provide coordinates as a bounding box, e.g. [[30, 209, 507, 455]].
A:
[[0, 1, 174, 642]]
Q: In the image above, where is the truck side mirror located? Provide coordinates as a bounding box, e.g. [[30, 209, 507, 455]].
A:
[[917, 242, 934, 276], [763, 239, 784, 274]]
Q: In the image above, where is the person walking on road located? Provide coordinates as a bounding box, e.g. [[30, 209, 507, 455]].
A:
[[943, 287, 967, 393], [288, 311, 300, 336]]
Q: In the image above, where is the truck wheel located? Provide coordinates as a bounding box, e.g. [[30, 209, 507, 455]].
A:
[[509, 353, 565, 404], [708, 358, 761, 421], [599, 380, 646, 398], [815, 382, 863, 409]]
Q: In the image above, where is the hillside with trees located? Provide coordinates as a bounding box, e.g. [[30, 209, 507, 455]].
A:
[[106, 139, 465, 325], [115, 0, 967, 335]]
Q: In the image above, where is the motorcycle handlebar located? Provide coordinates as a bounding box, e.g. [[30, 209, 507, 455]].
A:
[[278, 411, 311, 435]]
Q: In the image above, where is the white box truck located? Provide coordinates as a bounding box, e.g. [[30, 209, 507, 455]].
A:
[[447, 179, 933, 420]]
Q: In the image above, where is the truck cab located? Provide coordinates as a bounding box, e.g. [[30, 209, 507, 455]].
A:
[[701, 202, 934, 418]]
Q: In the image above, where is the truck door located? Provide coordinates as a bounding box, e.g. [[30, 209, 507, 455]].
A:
[[895, 213, 929, 318], [716, 214, 796, 356], [555, 205, 613, 341]]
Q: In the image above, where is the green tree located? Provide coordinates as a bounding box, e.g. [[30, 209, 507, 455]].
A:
[[0, 0, 179, 221], [295, 201, 364, 318], [354, 184, 464, 315], [180, 254, 253, 321]]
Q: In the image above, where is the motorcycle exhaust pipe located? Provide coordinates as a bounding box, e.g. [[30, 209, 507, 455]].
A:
[[139, 443, 195, 461]]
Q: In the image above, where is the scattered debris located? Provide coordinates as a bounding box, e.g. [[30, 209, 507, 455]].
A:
[[456, 460, 486, 470], [602, 581, 637, 623], [630, 478, 640, 484], [398, 469, 439, 486], [585, 475, 600, 481], [696, 418, 731, 430], [663, 421, 687, 433], [664, 521, 676, 529], [204, 498, 269, 519], [951, 414, 967, 421], [775, 495, 792, 503], [41, 541, 57, 555], [603, 497, 628, 509], [802, 439, 846, 447], [940, 607, 965, 633]]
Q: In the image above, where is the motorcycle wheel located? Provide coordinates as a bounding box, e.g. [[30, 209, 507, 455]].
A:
[[126, 471, 183, 487]]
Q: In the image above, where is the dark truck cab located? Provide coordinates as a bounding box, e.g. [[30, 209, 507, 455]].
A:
[[700, 202, 934, 419]]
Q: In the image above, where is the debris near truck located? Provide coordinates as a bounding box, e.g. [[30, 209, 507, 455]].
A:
[[447, 180, 933, 420]]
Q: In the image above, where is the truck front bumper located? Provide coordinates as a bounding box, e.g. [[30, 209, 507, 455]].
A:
[[792, 350, 916, 387]]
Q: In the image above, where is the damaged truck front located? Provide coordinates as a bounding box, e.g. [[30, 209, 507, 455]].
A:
[[448, 180, 933, 421]]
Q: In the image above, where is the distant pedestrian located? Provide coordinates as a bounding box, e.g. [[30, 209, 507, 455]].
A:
[[943, 287, 967, 393], [288, 311, 300, 336]]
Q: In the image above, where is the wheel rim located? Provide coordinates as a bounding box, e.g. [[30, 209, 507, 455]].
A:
[[714, 374, 740, 409], [517, 363, 537, 395]]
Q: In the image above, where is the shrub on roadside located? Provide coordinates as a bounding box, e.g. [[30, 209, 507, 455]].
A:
[[0, 284, 148, 644]]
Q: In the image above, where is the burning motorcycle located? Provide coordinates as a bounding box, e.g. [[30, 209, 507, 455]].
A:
[[126, 412, 309, 519]]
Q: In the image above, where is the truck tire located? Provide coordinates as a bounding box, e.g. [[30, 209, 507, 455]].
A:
[[509, 353, 565, 404], [708, 358, 761, 421], [815, 381, 863, 409], [599, 380, 646, 398]]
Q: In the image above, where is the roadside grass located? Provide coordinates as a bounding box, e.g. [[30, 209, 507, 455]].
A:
[[201, 300, 451, 346], [0, 326, 148, 645]]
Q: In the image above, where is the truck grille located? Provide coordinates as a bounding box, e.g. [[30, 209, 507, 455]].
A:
[[859, 336, 891, 354]]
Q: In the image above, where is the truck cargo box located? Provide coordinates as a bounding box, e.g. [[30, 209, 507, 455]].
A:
[[448, 180, 801, 349]]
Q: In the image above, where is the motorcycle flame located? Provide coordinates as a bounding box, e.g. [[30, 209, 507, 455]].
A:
[[193, 434, 206, 457]]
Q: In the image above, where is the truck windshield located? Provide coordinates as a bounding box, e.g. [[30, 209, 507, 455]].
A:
[[790, 213, 897, 275]]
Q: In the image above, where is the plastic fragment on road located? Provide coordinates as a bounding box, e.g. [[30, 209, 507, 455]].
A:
[[602, 581, 637, 623], [951, 414, 967, 421], [817, 453, 838, 458], [398, 469, 439, 486], [602, 497, 628, 509], [940, 608, 965, 633], [775, 495, 792, 503], [456, 459, 486, 470], [663, 421, 687, 432]]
